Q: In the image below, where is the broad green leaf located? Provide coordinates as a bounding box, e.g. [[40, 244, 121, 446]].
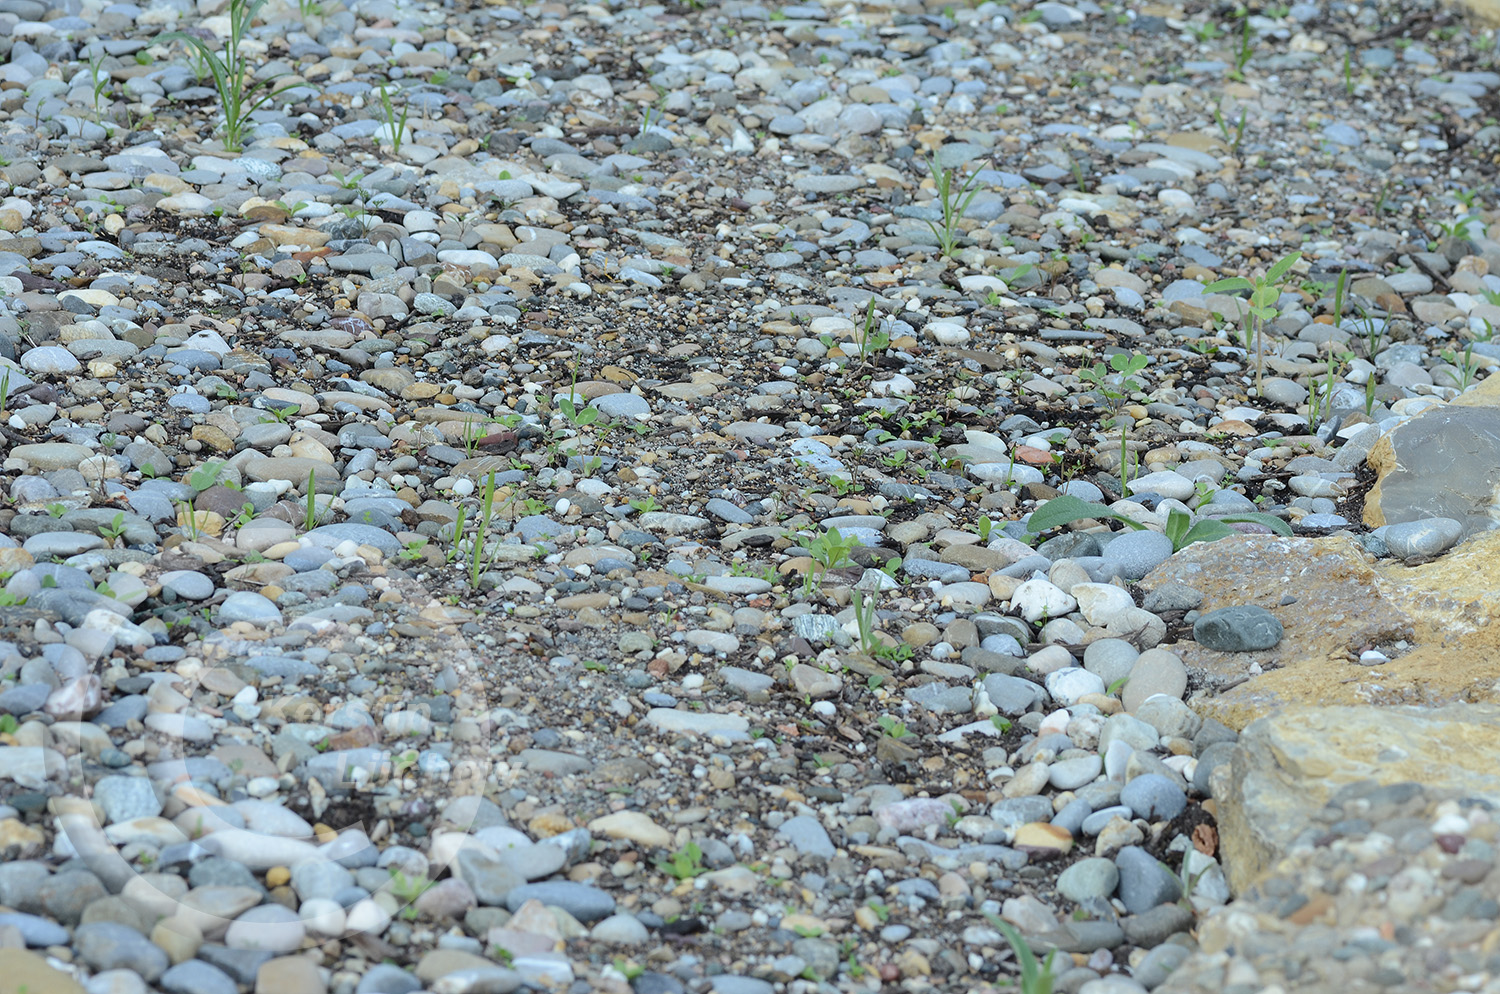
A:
[[1025, 494, 1145, 534], [1218, 512, 1293, 536], [1203, 277, 1252, 293], [1179, 519, 1236, 548], [1164, 508, 1191, 549], [1265, 251, 1302, 284]]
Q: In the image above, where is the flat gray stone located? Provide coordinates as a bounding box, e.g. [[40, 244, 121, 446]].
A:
[[1192, 605, 1283, 652], [1366, 406, 1500, 542]]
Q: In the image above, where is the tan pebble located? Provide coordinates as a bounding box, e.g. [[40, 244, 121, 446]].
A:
[[1013, 821, 1073, 856], [529, 811, 576, 838]]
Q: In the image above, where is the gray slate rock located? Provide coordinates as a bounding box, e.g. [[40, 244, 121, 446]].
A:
[[504, 882, 615, 921], [1192, 605, 1283, 651], [1114, 845, 1182, 914]]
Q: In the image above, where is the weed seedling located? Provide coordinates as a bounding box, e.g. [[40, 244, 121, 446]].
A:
[[304, 469, 319, 530], [99, 512, 128, 549], [801, 527, 862, 596], [1078, 351, 1148, 495], [376, 84, 410, 154], [877, 715, 908, 739], [162, 0, 302, 151], [984, 913, 1058, 994], [1029, 493, 1291, 552], [925, 155, 986, 258], [468, 470, 498, 590], [1203, 251, 1302, 396], [656, 841, 708, 880]]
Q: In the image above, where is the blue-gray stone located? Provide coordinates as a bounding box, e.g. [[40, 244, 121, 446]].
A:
[[902, 557, 970, 583], [160, 960, 238, 994], [305, 523, 401, 556], [196, 945, 274, 985], [1080, 805, 1135, 836], [1119, 774, 1187, 821], [504, 882, 615, 921], [356, 963, 424, 994], [94, 775, 162, 823], [710, 978, 775, 994], [591, 393, 651, 419], [1055, 857, 1119, 903], [95, 695, 149, 728], [704, 498, 755, 524], [1113, 845, 1181, 914], [1379, 517, 1464, 561], [218, 591, 282, 625], [75, 921, 170, 981], [982, 673, 1045, 715], [906, 682, 972, 714], [0, 911, 68, 946], [0, 683, 49, 715], [1101, 530, 1175, 580], [776, 815, 835, 859], [1193, 605, 1283, 651], [1051, 797, 1092, 836], [292, 859, 354, 901], [990, 796, 1054, 832]]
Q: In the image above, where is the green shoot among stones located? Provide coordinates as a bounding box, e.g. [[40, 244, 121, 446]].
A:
[[1203, 251, 1302, 397], [162, 0, 304, 152]]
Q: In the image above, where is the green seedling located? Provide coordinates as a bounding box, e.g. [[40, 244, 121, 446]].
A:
[[0, 714, 16, 735], [851, 297, 890, 363], [162, 0, 304, 151], [990, 715, 1012, 733], [177, 500, 201, 541], [1028, 493, 1291, 553], [188, 460, 228, 492], [1229, 14, 1254, 80], [925, 155, 987, 258], [388, 868, 434, 919], [984, 914, 1058, 994], [468, 470, 498, 590], [304, 469, 319, 530], [99, 512, 128, 548], [656, 841, 708, 880], [376, 84, 410, 154], [1213, 98, 1247, 156], [399, 539, 427, 561], [47, 503, 67, 519], [1203, 251, 1302, 396], [629, 496, 660, 513], [1078, 351, 1148, 495], [0, 371, 10, 416], [1440, 342, 1482, 391], [1307, 350, 1341, 432], [801, 526, 862, 596], [1106, 676, 1129, 696], [877, 715, 908, 739]]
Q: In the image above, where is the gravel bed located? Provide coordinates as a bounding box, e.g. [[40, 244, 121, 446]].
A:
[[0, 0, 1498, 992]]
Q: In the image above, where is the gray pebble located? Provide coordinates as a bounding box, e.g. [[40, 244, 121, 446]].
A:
[[1193, 605, 1283, 651]]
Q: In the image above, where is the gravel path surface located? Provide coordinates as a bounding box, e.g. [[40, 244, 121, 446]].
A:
[[1, 0, 1499, 992]]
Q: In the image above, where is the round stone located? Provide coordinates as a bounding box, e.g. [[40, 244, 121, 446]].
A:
[[1119, 773, 1187, 821], [1056, 857, 1120, 903], [1101, 530, 1175, 580]]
